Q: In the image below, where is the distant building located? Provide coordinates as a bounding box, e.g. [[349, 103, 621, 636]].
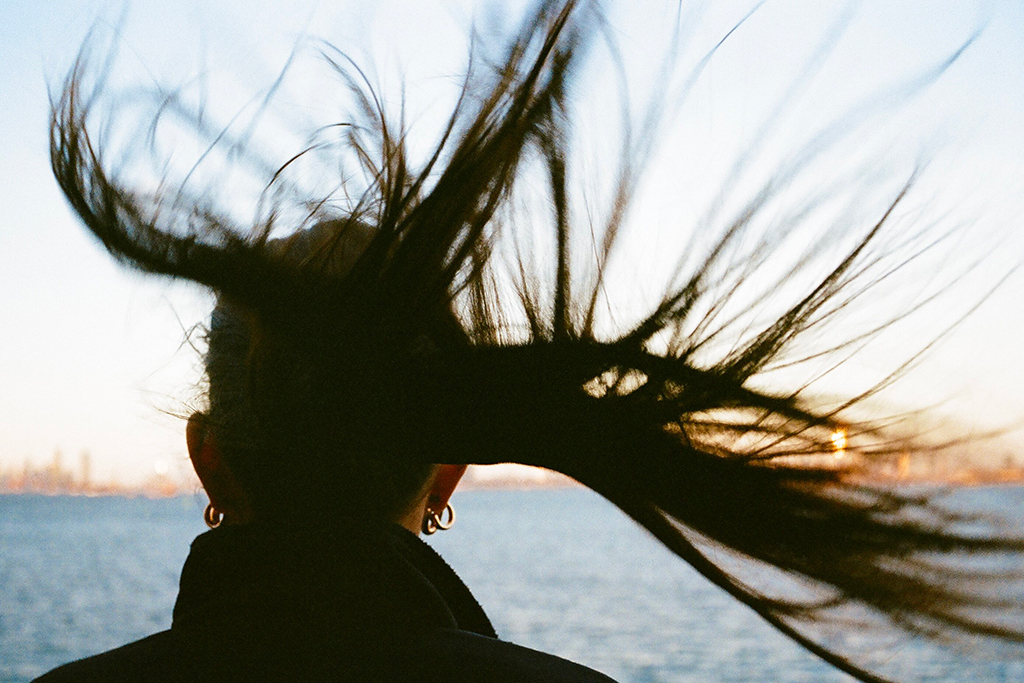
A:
[[80, 450, 92, 491]]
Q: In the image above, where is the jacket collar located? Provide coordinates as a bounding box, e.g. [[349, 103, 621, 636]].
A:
[[172, 520, 496, 640]]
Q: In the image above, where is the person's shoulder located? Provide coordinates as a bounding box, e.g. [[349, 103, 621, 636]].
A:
[[407, 629, 619, 683], [32, 631, 185, 682], [32, 627, 619, 682]]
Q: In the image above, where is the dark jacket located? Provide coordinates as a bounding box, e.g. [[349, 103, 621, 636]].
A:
[[35, 522, 616, 682]]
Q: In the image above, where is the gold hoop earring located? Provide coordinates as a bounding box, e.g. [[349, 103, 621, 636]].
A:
[[421, 503, 455, 535], [204, 502, 224, 529]]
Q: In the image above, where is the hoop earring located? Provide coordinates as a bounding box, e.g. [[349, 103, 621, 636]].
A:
[[204, 503, 224, 529], [421, 503, 455, 535]]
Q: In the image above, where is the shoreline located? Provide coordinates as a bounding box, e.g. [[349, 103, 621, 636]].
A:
[[3, 477, 1024, 500]]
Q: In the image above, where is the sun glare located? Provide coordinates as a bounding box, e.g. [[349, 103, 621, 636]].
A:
[[830, 429, 847, 459]]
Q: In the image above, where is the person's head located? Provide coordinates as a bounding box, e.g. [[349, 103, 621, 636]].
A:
[[183, 218, 467, 533]]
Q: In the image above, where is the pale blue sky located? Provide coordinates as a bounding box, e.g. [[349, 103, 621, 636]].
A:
[[2, 0, 1024, 484]]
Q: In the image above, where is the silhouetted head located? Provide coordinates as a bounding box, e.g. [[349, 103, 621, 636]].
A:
[[187, 218, 464, 530]]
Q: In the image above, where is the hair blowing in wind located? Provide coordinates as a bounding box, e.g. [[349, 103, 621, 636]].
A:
[[49, 1, 1024, 680]]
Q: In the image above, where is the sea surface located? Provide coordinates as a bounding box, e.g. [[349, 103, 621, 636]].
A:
[[2, 488, 1023, 682]]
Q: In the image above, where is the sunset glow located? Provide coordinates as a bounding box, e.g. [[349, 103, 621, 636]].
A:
[[831, 429, 848, 459]]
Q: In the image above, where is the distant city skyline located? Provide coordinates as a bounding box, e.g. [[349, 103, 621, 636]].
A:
[[0, 447, 189, 497], [3, 446, 1021, 499], [0, 454, 579, 496]]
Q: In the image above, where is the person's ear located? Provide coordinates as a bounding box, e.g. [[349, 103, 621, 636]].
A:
[[187, 413, 253, 525], [427, 464, 468, 512]]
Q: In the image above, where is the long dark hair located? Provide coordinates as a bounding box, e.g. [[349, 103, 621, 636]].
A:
[[50, 1, 1024, 680]]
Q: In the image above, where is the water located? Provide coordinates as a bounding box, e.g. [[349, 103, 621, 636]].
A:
[[2, 489, 1023, 682], [0, 495, 206, 682]]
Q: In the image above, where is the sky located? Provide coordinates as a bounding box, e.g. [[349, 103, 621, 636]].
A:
[[2, 0, 1024, 485]]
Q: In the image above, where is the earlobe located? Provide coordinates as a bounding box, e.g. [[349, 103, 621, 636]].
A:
[[415, 464, 467, 535], [186, 412, 253, 525], [428, 464, 468, 511], [187, 412, 220, 506]]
